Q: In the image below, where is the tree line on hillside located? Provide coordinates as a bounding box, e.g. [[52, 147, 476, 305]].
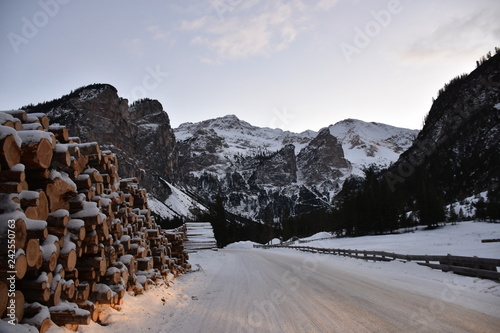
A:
[[153, 168, 499, 248]]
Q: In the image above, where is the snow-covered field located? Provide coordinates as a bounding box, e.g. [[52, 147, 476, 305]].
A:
[[293, 221, 500, 258], [46, 221, 499, 332]]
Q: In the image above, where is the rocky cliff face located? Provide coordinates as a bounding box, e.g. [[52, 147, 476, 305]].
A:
[[386, 52, 500, 201], [175, 115, 417, 222], [24, 84, 178, 201], [297, 128, 349, 190], [24, 84, 418, 223]]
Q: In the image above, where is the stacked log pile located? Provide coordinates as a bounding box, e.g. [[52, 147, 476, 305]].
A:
[[0, 110, 190, 332]]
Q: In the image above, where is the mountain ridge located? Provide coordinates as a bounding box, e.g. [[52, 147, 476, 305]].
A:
[[21, 86, 418, 223], [174, 114, 418, 222]]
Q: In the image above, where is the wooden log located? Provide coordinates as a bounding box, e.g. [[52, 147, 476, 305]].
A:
[[0, 127, 21, 169], [96, 219, 109, 240], [25, 217, 48, 240], [71, 202, 102, 226], [83, 168, 104, 183], [69, 193, 86, 213], [20, 189, 49, 221], [41, 251, 58, 273], [62, 279, 76, 300], [50, 310, 91, 326], [78, 300, 98, 322], [52, 144, 72, 168], [74, 174, 91, 189], [77, 256, 107, 272], [45, 175, 77, 212], [27, 113, 49, 130], [24, 238, 41, 268], [41, 235, 60, 272], [0, 118, 15, 129], [25, 168, 51, 182], [68, 137, 81, 144], [22, 122, 43, 130], [16, 277, 48, 291], [48, 225, 67, 238], [78, 142, 101, 157], [67, 219, 86, 242], [1, 110, 27, 122], [77, 269, 96, 281], [17, 132, 53, 169], [136, 257, 154, 271], [0, 111, 18, 128], [47, 209, 70, 228], [24, 287, 50, 303], [65, 268, 78, 280], [48, 125, 70, 143], [92, 284, 112, 303], [59, 245, 77, 271], [49, 280, 62, 306], [0, 181, 28, 193], [22, 302, 52, 333], [103, 267, 121, 285], [0, 164, 25, 182]]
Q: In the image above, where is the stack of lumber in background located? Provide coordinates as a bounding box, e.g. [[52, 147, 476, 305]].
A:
[[0, 110, 190, 332]]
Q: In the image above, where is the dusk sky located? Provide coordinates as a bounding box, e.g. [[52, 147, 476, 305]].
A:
[[1, 0, 499, 132]]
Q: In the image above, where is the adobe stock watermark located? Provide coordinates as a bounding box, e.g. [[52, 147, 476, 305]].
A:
[[339, 0, 404, 63], [7, 0, 71, 54], [211, 0, 245, 20], [5, 219, 18, 325], [269, 107, 296, 129], [122, 65, 169, 102]]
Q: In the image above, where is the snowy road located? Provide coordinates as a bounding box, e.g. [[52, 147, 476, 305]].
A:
[[164, 249, 500, 333]]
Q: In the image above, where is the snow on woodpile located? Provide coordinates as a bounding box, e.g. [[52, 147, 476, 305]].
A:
[[184, 222, 217, 252], [0, 109, 191, 331]]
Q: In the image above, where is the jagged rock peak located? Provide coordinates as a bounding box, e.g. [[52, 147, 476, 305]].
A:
[[129, 98, 172, 127], [177, 114, 256, 134], [23, 83, 178, 201], [323, 118, 419, 176]]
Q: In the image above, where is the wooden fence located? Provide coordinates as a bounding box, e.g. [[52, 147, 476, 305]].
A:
[[253, 244, 500, 281]]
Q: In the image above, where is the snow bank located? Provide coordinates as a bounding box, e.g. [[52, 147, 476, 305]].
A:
[[300, 231, 333, 242], [225, 241, 259, 249], [301, 221, 500, 258]]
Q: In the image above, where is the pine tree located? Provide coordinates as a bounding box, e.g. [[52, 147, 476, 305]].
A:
[[210, 194, 230, 247]]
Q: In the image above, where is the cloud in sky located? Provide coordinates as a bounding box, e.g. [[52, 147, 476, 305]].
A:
[[147, 25, 169, 40], [398, 6, 500, 62], [0, 0, 498, 133], [181, 0, 340, 63]]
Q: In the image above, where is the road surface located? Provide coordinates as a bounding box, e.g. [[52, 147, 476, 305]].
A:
[[164, 249, 500, 333]]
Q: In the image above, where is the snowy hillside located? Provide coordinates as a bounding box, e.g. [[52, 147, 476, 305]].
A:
[[148, 181, 208, 220], [174, 115, 419, 222], [329, 118, 419, 176], [175, 114, 316, 157]]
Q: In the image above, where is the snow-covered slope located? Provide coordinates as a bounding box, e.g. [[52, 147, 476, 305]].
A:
[[148, 181, 208, 221], [329, 119, 419, 176], [175, 114, 315, 157], [174, 115, 418, 222]]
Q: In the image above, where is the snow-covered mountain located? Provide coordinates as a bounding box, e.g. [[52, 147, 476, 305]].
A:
[[328, 119, 419, 176], [22, 84, 418, 224], [174, 115, 418, 222]]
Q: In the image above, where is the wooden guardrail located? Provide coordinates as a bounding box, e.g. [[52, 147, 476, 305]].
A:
[[253, 244, 500, 281]]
